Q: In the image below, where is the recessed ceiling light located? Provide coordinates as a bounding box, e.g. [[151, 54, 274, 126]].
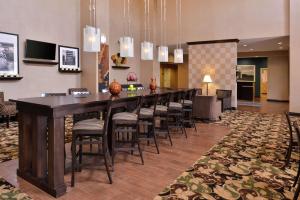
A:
[[243, 44, 248, 47], [277, 42, 282, 45], [250, 48, 254, 51]]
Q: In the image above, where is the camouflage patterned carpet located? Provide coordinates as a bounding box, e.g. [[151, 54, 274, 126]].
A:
[[0, 178, 32, 200], [155, 111, 300, 200], [0, 117, 73, 163]]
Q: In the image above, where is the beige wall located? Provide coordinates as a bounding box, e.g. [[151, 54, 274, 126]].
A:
[[108, 0, 143, 85], [268, 55, 289, 101], [0, 0, 81, 100], [80, 0, 110, 94], [238, 51, 289, 101], [177, 55, 189, 89], [189, 42, 238, 107], [164, 0, 289, 44], [290, 0, 300, 113]]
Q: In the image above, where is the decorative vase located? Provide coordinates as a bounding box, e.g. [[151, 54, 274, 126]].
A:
[[149, 78, 157, 91], [109, 79, 122, 95]]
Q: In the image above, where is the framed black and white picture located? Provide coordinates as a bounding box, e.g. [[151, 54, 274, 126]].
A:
[[0, 32, 19, 76], [58, 45, 80, 71]]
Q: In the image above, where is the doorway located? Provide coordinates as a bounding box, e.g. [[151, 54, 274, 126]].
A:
[[260, 68, 268, 100], [160, 64, 178, 89]]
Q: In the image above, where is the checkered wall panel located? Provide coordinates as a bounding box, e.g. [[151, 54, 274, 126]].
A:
[[188, 42, 237, 107]]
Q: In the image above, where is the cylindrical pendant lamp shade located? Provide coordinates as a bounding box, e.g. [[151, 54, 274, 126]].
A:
[[141, 41, 153, 60], [83, 26, 101, 52], [158, 46, 168, 62], [120, 36, 134, 57], [174, 48, 183, 63]]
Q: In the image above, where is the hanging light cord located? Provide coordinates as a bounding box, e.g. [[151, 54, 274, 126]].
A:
[[147, 0, 151, 41], [144, 0, 147, 41], [93, 0, 96, 33], [176, 0, 182, 49], [163, 0, 167, 47], [128, 0, 131, 37], [160, 0, 163, 45], [179, 0, 182, 49]]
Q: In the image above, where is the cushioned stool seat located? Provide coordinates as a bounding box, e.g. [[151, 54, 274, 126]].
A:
[[182, 100, 193, 106], [73, 118, 104, 131], [151, 105, 168, 113], [169, 102, 183, 110], [113, 112, 138, 124], [140, 108, 154, 118]]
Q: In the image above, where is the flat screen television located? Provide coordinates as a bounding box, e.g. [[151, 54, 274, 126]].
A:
[[25, 39, 56, 60]]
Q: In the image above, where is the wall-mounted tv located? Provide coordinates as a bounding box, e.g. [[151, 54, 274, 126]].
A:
[[25, 39, 56, 60]]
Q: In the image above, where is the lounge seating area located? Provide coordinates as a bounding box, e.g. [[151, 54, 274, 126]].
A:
[[0, 1, 300, 200]]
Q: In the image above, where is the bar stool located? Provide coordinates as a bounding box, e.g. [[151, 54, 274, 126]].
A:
[[71, 101, 112, 187], [111, 96, 144, 168], [138, 93, 160, 154], [152, 92, 173, 146], [168, 91, 187, 138], [182, 89, 197, 132], [292, 122, 300, 200], [285, 112, 299, 167]]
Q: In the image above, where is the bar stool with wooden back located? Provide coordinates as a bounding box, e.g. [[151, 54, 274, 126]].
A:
[[168, 90, 187, 138], [182, 89, 197, 132], [138, 93, 159, 154], [292, 121, 300, 200], [111, 96, 144, 168], [285, 112, 299, 167], [71, 100, 112, 187], [152, 92, 173, 146]]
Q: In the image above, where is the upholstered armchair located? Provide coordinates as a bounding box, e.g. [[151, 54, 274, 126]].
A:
[[216, 89, 232, 112], [192, 95, 222, 121], [0, 92, 17, 128]]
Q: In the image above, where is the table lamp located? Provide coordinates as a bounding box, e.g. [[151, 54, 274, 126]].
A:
[[203, 74, 212, 95]]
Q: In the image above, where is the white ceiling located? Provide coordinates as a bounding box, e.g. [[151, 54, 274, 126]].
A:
[[168, 36, 289, 54], [238, 36, 289, 52]]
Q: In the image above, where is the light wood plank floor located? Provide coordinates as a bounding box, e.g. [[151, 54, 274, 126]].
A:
[[0, 124, 229, 200]]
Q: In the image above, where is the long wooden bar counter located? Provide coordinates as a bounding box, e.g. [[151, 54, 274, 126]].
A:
[[14, 89, 177, 197]]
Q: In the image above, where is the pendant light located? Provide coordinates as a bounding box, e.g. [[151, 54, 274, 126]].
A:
[[158, 0, 168, 62], [174, 0, 183, 63], [141, 0, 153, 60], [120, 0, 134, 57], [83, 0, 101, 52]]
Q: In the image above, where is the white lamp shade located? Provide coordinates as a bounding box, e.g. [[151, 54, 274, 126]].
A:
[[101, 34, 107, 44], [174, 48, 183, 63], [203, 74, 213, 83], [120, 36, 134, 57], [83, 25, 101, 52], [158, 46, 168, 62], [141, 41, 153, 60]]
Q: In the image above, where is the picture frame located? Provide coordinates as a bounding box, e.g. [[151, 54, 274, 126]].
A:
[[0, 32, 19, 76], [58, 45, 80, 71], [236, 65, 256, 82]]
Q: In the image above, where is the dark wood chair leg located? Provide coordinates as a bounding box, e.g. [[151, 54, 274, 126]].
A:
[[136, 125, 144, 165], [285, 143, 292, 167], [71, 134, 76, 187], [293, 180, 300, 200], [293, 160, 300, 187], [153, 133, 160, 154], [166, 117, 173, 146], [6, 115, 10, 128], [102, 137, 112, 184]]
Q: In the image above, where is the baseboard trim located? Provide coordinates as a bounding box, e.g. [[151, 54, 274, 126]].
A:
[[289, 112, 300, 116], [267, 99, 289, 103]]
